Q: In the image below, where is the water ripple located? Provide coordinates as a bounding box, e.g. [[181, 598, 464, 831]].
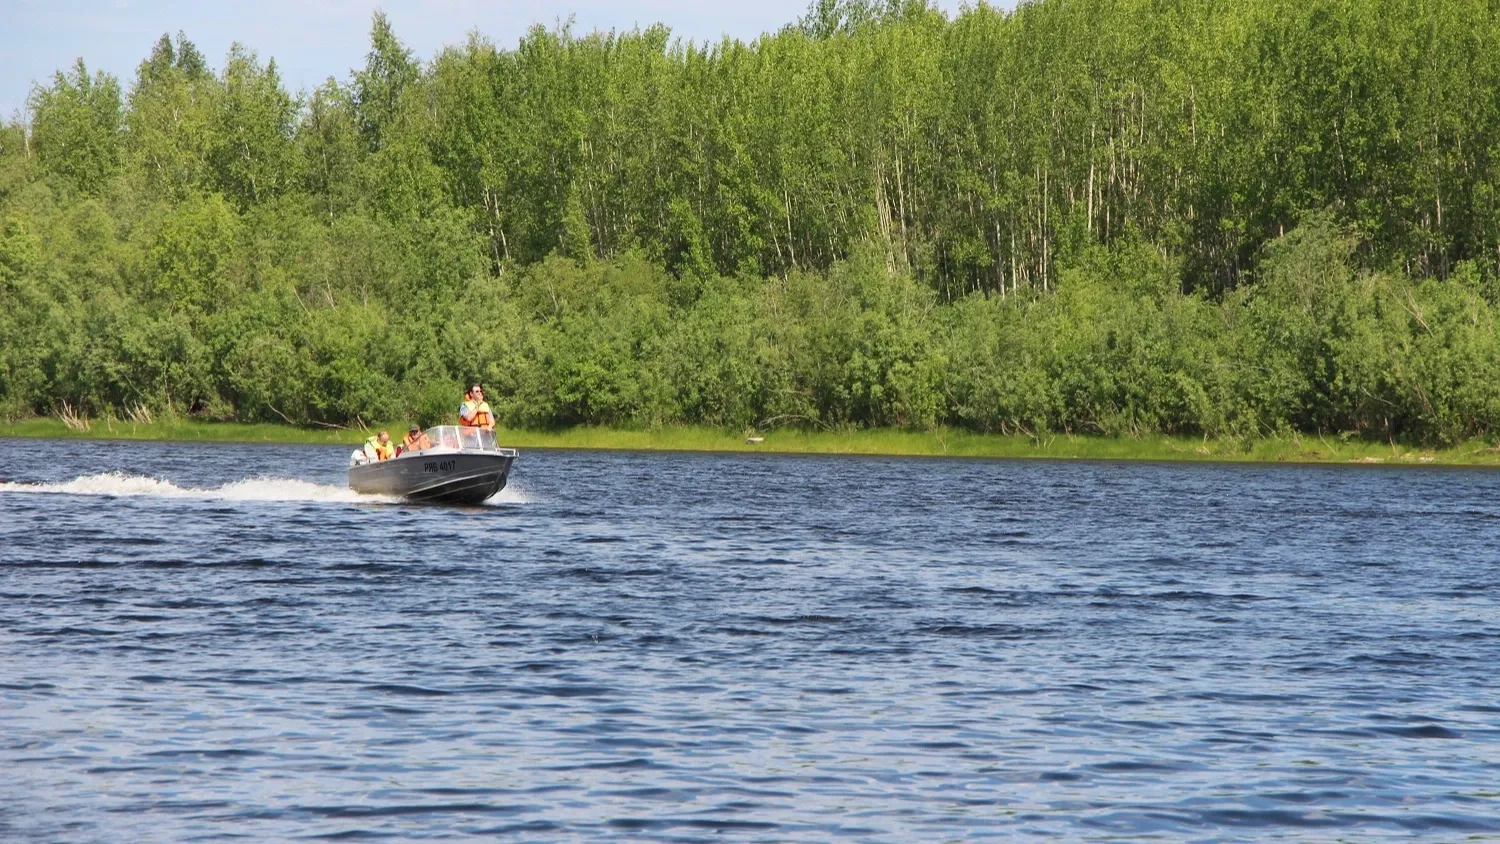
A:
[[2, 439, 1499, 839]]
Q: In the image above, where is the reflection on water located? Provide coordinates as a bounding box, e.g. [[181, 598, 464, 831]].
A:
[[2, 437, 1498, 840]]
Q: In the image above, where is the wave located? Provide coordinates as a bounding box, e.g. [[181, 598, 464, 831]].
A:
[[0, 472, 396, 504], [490, 482, 530, 505], [0, 472, 532, 505]]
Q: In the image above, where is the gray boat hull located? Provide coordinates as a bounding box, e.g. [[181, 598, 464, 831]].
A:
[[348, 451, 516, 505]]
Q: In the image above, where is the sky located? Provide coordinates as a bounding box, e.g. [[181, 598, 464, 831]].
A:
[[1, 0, 992, 120]]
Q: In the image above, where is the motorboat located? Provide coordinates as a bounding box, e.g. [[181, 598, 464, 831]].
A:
[[349, 426, 517, 504]]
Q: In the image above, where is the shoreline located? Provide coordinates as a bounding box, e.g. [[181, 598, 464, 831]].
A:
[[2, 417, 1498, 467]]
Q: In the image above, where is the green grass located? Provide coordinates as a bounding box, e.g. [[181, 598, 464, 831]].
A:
[[0, 417, 359, 445], [4, 415, 1500, 466], [494, 425, 1500, 466]]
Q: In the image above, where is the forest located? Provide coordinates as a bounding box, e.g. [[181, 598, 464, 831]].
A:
[[2, 0, 1499, 444]]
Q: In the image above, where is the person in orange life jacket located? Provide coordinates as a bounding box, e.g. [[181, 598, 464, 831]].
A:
[[363, 430, 395, 461], [459, 383, 494, 432], [400, 425, 432, 455]]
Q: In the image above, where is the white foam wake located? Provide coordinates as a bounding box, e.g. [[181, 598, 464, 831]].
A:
[[490, 481, 531, 505], [0, 472, 396, 504]]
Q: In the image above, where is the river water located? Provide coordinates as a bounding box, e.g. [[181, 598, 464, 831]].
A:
[[1, 437, 1498, 840]]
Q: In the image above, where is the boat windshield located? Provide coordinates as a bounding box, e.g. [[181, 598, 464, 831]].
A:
[[423, 425, 497, 452], [429, 426, 462, 450], [460, 427, 483, 451]]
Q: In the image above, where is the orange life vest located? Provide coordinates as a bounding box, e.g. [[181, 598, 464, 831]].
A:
[[461, 399, 494, 429]]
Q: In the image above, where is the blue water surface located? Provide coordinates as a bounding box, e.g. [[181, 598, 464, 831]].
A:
[[1, 438, 1498, 840]]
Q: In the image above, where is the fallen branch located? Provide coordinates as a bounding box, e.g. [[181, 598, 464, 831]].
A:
[[265, 403, 296, 425]]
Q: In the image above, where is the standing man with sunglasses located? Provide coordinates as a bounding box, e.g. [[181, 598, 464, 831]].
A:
[[459, 383, 495, 432]]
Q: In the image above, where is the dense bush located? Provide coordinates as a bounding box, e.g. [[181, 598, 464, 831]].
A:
[[3, 3, 1500, 444]]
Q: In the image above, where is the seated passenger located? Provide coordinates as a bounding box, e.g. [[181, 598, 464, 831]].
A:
[[364, 430, 396, 461], [459, 383, 495, 432], [400, 425, 432, 454]]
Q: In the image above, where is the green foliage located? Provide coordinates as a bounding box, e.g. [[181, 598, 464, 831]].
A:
[[353, 11, 420, 152], [209, 46, 299, 209], [125, 33, 216, 200], [297, 81, 362, 220], [3, 3, 1500, 446], [28, 60, 122, 196]]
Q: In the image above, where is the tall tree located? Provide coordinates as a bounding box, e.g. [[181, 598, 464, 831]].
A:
[[27, 59, 122, 195], [208, 44, 298, 209], [124, 32, 217, 199], [353, 11, 420, 151], [298, 80, 363, 220]]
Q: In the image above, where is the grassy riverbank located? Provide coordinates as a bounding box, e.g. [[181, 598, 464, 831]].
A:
[[3, 417, 1499, 466]]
